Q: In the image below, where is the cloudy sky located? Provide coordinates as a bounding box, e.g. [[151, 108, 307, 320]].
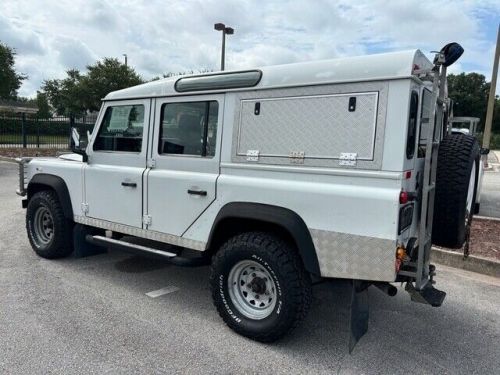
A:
[[2, 0, 499, 97]]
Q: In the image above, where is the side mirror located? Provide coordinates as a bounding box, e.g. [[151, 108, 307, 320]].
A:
[[480, 147, 490, 155], [440, 42, 464, 67], [70, 127, 88, 162], [71, 127, 80, 148]]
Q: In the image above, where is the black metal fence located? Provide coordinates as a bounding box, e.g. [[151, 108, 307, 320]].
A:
[[0, 114, 97, 149]]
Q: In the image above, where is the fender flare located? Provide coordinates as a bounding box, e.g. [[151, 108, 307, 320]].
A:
[[27, 174, 74, 219], [207, 202, 321, 276]]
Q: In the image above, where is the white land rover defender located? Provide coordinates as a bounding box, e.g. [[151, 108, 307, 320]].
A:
[[16, 43, 484, 350]]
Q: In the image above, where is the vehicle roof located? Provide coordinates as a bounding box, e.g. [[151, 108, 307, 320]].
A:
[[105, 49, 432, 101]]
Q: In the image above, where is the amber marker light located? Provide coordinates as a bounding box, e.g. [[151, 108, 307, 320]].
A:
[[395, 246, 407, 272]]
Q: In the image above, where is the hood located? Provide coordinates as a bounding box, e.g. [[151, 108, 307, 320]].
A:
[[58, 153, 83, 162]]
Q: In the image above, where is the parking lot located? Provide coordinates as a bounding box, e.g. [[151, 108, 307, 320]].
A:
[[1, 160, 499, 374]]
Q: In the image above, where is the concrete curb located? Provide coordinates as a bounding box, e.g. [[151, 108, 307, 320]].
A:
[[0, 156, 17, 163], [475, 215, 500, 222], [431, 247, 500, 278]]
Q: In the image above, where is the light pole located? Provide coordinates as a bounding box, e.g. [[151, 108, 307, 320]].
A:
[[214, 23, 234, 71], [123, 54, 128, 67]]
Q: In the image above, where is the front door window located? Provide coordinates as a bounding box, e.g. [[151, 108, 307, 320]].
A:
[[93, 104, 145, 152]]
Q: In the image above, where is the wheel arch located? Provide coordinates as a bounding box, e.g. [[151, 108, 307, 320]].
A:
[[27, 174, 73, 219], [207, 202, 321, 276]]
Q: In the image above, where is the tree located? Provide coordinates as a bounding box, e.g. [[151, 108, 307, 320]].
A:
[[447, 73, 491, 130], [41, 58, 143, 115], [80, 58, 143, 111], [36, 91, 51, 118], [42, 69, 86, 116], [0, 42, 26, 99]]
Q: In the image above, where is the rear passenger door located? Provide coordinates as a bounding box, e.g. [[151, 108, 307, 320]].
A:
[[146, 95, 223, 236], [84, 99, 150, 228]]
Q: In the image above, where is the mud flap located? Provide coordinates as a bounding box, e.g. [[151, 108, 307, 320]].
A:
[[349, 280, 369, 353], [73, 224, 107, 258]]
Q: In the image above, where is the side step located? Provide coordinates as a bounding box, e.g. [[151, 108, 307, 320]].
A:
[[405, 282, 446, 307], [86, 235, 209, 267]]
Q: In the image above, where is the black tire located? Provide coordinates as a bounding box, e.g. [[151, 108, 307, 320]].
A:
[[26, 190, 74, 259], [210, 231, 312, 342], [432, 134, 479, 248]]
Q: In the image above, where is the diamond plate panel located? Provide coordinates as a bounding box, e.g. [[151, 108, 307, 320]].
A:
[[310, 229, 396, 281], [231, 81, 388, 170], [74, 216, 206, 251], [237, 93, 377, 159]]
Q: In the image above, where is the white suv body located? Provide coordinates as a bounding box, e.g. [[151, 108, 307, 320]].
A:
[[22, 50, 432, 281], [17, 47, 478, 346]]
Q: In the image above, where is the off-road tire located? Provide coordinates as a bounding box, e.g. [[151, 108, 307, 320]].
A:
[[432, 134, 479, 248], [26, 190, 74, 259], [210, 231, 312, 342]]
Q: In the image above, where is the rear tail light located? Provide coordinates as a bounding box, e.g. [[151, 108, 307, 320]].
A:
[[395, 246, 407, 272], [399, 191, 409, 204], [399, 190, 417, 204]]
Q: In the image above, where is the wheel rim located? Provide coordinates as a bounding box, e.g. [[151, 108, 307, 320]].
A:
[[465, 163, 476, 222], [33, 206, 54, 245], [227, 260, 277, 320]]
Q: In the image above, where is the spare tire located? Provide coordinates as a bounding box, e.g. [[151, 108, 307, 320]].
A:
[[432, 134, 479, 248]]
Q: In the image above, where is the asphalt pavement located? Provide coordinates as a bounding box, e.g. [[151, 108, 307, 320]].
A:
[[1, 161, 499, 374]]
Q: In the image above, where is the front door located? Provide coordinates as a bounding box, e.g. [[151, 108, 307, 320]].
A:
[[146, 95, 223, 236], [84, 99, 150, 228]]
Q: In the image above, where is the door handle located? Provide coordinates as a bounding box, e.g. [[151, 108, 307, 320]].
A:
[[121, 182, 137, 188], [187, 189, 207, 196]]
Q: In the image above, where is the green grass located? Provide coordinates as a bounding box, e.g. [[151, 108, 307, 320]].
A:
[[0, 134, 68, 145]]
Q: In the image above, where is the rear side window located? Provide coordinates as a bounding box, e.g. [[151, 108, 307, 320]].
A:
[[93, 105, 144, 152], [406, 91, 419, 159], [418, 89, 432, 158], [158, 101, 218, 157]]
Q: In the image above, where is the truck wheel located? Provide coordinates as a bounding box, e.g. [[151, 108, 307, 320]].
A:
[[26, 190, 74, 259], [432, 134, 479, 248], [210, 232, 312, 342]]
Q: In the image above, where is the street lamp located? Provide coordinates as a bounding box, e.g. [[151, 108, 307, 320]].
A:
[[123, 54, 128, 67], [214, 23, 234, 71]]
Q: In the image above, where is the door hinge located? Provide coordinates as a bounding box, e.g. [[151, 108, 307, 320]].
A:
[[289, 151, 305, 164], [142, 214, 152, 226], [246, 150, 259, 162], [147, 159, 156, 168], [339, 152, 357, 166], [81, 203, 89, 214]]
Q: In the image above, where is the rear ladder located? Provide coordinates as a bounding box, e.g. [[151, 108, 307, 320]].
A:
[[404, 58, 448, 305]]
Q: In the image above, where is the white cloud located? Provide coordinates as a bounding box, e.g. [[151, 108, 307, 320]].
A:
[[1, 0, 498, 97]]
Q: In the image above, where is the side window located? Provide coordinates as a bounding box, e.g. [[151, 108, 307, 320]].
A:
[[93, 104, 145, 152], [406, 91, 419, 159], [158, 101, 218, 157], [418, 89, 432, 158]]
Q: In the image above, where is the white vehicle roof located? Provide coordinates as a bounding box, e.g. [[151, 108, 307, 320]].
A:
[[105, 49, 432, 101]]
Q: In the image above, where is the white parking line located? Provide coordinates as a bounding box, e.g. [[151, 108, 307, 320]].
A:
[[146, 286, 180, 298]]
